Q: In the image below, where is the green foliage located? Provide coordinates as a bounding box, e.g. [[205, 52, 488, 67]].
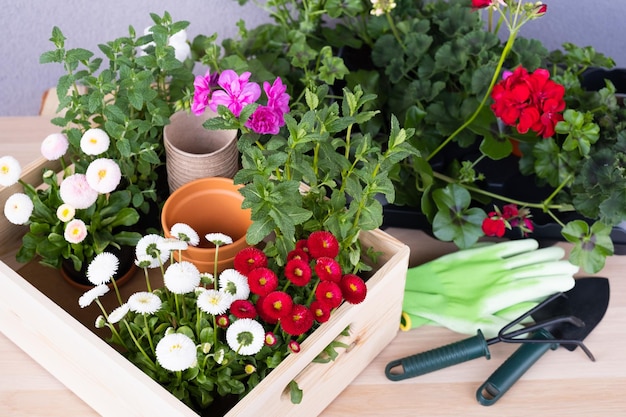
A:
[[227, 85, 417, 272]]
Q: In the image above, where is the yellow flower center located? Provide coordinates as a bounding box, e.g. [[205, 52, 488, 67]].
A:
[[98, 169, 107, 180]]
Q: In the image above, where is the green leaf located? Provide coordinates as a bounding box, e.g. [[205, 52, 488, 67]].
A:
[[288, 380, 303, 404], [562, 220, 614, 273]]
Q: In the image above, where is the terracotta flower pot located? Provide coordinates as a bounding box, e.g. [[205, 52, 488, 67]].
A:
[[164, 109, 239, 193], [160, 177, 252, 273]]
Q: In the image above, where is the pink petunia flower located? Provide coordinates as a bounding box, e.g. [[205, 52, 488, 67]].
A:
[[264, 77, 290, 115], [245, 105, 284, 135], [191, 70, 219, 115], [59, 174, 98, 209], [209, 70, 261, 117]]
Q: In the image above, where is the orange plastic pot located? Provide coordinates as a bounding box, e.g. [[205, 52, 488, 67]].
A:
[[161, 177, 252, 273]]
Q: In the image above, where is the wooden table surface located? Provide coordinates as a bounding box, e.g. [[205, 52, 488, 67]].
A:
[[1, 116, 625, 416]]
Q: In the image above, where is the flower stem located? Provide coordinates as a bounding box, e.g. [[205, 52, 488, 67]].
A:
[[427, 29, 518, 162]]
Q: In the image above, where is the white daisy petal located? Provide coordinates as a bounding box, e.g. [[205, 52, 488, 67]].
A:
[[197, 289, 233, 315], [4, 193, 33, 225], [85, 158, 122, 194], [87, 252, 119, 285], [205, 233, 233, 246], [80, 128, 110, 155], [0, 156, 21, 187], [170, 223, 200, 246], [218, 269, 250, 301], [163, 261, 201, 294], [135, 234, 169, 268], [160, 237, 189, 252], [226, 318, 265, 356], [78, 284, 110, 308], [128, 291, 162, 314], [108, 304, 130, 324], [156, 333, 197, 372]]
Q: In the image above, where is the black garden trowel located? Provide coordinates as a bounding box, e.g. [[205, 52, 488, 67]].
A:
[[385, 277, 610, 403], [475, 276, 610, 405]]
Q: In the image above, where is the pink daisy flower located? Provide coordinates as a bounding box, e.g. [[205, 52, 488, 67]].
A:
[[59, 174, 98, 209]]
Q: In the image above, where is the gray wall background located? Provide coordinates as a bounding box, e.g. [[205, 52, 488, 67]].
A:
[[1, 0, 624, 116]]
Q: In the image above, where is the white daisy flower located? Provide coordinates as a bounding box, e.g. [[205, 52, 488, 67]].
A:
[[78, 284, 110, 308], [226, 318, 265, 356], [56, 203, 75, 222], [3, 193, 33, 225], [214, 347, 225, 364], [218, 269, 250, 301], [0, 156, 21, 187], [200, 272, 214, 286], [163, 261, 200, 294], [87, 252, 120, 285], [80, 128, 110, 155], [160, 237, 189, 252], [95, 315, 106, 329], [170, 223, 200, 246], [134, 254, 154, 269], [64, 219, 88, 244], [197, 289, 233, 316], [59, 174, 98, 209], [155, 333, 197, 372], [205, 233, 233, 246], [128, 291, 162, 315], [85, 158, 122, 194], [107, 303, 130, 324], [135, 234, 169, 268], [40, 133, 69, 161]]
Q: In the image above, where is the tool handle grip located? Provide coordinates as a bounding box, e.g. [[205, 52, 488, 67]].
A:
[[476, 329, 558, 406], [385, 330, 490, 381]]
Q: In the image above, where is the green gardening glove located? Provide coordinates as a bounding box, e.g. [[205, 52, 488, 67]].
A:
[[402, 239, 579, 338]]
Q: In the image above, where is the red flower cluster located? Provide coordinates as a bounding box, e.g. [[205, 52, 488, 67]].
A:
[[491, 67, 565, 138], [232, 231, 367, 339], [482, 204, 534, 238]]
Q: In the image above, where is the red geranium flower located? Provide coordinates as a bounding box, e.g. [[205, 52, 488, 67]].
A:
[[310, 300, 331, 323], [281, 304, 314, 336], [285, 258, 312, 286], [261, 291, 294, 321], [247, 267, 279, 296], [233, 247, 268, 274], [230, 299, 257, 319], [314, 256, 342, 283], [315, 281, 343, 309], [339, 274, 367, 304], [471, 0, 492, 9], [307, 231, 339, 259], [482, 212, 507, 237]]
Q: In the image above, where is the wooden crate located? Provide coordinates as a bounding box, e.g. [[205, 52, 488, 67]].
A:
[[0, 159, 410, 417]]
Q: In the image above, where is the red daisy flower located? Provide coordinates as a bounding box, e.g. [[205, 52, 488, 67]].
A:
[[314, 256, 342, 282], [295, 239, 309, 254], [287, 247, 310, 263], [230, 299, 257, 319], [310, 300, 331, 323], [247, 267, 279, 296], [307, 231, 339, 259], [261, 291, 294, 321], [233, 247, 268, 274], [315, 281, 343, 309], [216, 314, 230, 328], [284, 258, 312, 286], [281, 304, 314, 336], [339, 274, 367, 304], [256, 296, 278, 324], [265, 331, 278, 346], [288, 340, 301, 353]]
